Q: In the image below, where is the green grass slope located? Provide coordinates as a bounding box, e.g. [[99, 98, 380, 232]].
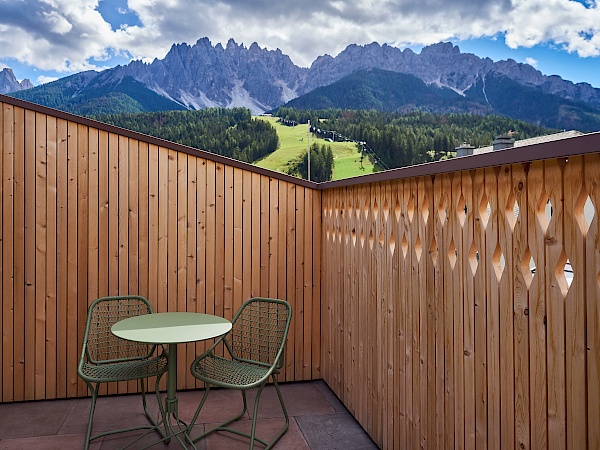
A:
[[254, 116, 376, 180]]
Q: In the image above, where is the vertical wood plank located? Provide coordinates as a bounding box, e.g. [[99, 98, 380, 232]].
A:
[[35, 113, 48, 399], [186, 155, 197, 388], [475, 169, 489, 449], [177, 151, 188, 386], [148, 144, 159, 311], [563, 156, 587, 450], [585, 153, 600, 450], [312, 185, 321, 380], [24, 109, 35, 401], [462, 171, 476, 450], [527, 161, 548, 450], [12, 105, 24, 402], [304, 187, 313, 380], [138, 141, 149, 301], [66, 121, 78, 397], [2, 104, 16, 402], [98, 131, 109, 300], [285, 182, 296, 381], [55, 118, 68, 398], [512, 163, 530, 450], [485, 167, 501, 450], [224, 164, 234, 321], [295, 185, 305, 379]]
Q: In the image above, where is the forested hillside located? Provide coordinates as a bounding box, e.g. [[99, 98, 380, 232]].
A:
[[95, 108, 278, 162], [276, 108, 557, 169]]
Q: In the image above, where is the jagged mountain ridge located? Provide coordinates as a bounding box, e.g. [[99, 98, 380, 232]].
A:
[[0, 68, 33, 94], [7, 38, 600, 127]]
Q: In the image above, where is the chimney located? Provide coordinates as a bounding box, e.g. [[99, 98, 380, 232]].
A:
[[492, 133, 515, 151], [455, 142, 475, 157]]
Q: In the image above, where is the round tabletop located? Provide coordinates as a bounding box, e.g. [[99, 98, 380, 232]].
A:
[[111, 312, 232, 344]]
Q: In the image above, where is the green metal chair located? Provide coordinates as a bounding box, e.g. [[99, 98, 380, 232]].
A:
[[77, 295, 168, 450], [188, 297, 292, 449]]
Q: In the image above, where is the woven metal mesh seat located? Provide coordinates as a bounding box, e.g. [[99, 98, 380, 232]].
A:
[[77, 296, 168, 450], [188, 298, 292, 449]]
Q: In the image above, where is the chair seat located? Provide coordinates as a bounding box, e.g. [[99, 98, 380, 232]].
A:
[[191, 354, 269, 388], [81, 354, 168, 383]]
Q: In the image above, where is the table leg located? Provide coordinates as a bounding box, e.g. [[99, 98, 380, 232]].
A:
[[166, 343, 178, 415]]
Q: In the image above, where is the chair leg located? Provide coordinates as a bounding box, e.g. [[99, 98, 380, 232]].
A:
[[265, 376, 290, 449], [83, 383, 100, 450], [189, 385, 251, 444], [249, 384, 266, 450]]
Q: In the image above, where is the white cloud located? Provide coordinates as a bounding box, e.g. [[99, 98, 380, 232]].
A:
[[0, 0, 599, 74], [37, 74, 58, 84], [525, 57, 538, 67]]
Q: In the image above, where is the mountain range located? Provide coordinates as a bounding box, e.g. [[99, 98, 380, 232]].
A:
[[5, 38, 600, 131]]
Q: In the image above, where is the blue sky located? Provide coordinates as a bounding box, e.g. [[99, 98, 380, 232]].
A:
[[1, 0, 599, 88]]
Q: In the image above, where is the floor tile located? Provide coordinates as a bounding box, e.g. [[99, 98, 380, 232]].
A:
[[296, 412, 378, 450]]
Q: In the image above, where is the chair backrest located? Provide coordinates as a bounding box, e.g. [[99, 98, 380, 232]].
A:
[[84, 296, 156, 365], [224, 298, 292, 369]]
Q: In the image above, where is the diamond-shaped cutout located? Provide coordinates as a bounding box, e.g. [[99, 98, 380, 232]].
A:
[[347, 201, 353, 218], [369, 230, 374, 250], [448, 239, 457, 269], [429, 237, 438, 267], [536, 194, 551, 234], [401, 234, 409, 259], [468, 242, 478, 276], [352, 228, 357, 246], [407, 195, 415, 223], [457, 192, 467, 227], [341, 201, 345, 217], [505, 192, 518, 231], [520, 248, 535, 290], [422, 194, 430, 224], [363, 199, 369, 220], [389, 232, 396, 256], [584, 194, 595, 225], [575, 187, 593, 235], [326, 228, 330, 241], [360, 229, 365, 248], [345, 227, 350, 244], [492, 243, 505, 282], [438, 195, 448, 226], [394, 198, 401, 221], [373, 199, 379, 219], [555, 251, 573, 298], [338, 227, 342, 243], [378, 231, 385, 248], [383, 200, 389, 222], [479, 194, 490, 229], [414, 235, 422, 262]]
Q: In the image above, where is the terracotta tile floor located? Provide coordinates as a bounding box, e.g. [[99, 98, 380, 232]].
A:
[[0, 381, 378, 449]]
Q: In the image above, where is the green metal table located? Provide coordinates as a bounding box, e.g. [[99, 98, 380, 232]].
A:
[[112, 312, 232, 449]]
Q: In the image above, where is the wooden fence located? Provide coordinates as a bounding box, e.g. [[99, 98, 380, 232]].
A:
[[321, 155, 600, 449], [2, 94, 600, 450], [0, 98, 321, 403]]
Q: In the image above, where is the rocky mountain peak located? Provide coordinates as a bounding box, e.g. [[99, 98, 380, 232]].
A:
[[0, 67, 33, 94], [421, 42, 460, 55]]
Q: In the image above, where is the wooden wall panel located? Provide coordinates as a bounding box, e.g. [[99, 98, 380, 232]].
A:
[[2, 97, 599, 450], [322, 156, 600, 449], [0, 100, 321, 402]]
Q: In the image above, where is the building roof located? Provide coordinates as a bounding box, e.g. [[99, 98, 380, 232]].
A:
[[473, 130, 585, 155]]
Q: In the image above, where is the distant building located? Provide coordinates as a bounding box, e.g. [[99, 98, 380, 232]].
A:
[[473, 130, 584, 155]]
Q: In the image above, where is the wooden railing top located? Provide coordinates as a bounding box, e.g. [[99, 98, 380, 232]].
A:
[[320, 130, 600, 189], [4, 93, 600, 191]]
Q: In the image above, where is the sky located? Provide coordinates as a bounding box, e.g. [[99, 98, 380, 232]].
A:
[[0, 0, 600, 88]]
